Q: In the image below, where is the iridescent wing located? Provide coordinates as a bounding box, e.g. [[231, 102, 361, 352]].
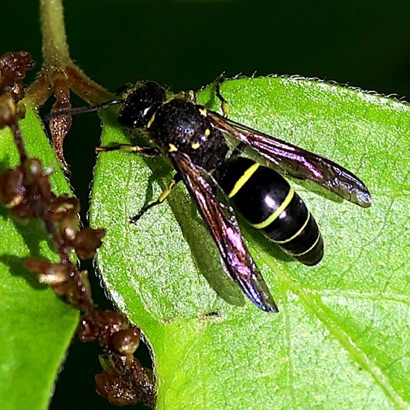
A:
[[169, 150, 278, 313], [208, 111, 371, 208]]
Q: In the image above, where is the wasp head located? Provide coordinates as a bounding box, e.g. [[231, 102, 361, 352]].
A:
[[118, 81, 166, 129]]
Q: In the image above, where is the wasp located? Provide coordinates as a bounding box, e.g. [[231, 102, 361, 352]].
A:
[[74, 78, 371, 313]]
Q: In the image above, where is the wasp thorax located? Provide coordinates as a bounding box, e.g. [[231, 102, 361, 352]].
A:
[[118, 81, 166, 129]]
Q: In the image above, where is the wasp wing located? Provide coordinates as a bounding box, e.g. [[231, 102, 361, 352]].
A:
[[168, 150, 278, 313], [208, 111, 371, 208]]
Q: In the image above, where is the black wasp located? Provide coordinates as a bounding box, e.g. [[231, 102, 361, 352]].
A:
[[85, 79, 371, 313]]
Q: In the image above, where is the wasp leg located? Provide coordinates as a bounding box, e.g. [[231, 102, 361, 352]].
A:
[[214, 73, 230, 117], [96, 144, 160, 158], [130, 173, 182, 224]]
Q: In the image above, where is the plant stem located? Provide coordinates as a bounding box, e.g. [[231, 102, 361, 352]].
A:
[[28, 0, 112, 108], [40, 0, 70, 65]]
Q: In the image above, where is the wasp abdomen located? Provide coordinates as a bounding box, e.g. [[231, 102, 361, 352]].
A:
[[219, 157, 324, 266]]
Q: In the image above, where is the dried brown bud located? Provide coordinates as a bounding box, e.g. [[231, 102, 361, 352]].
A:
[[78, 310, 128, 344], [112, 327, 141, 356], [0, 166, 26, 208], [23, 158, 54, 202], [24, 258, 70, 286], [0, 51, 35, 89], [48, 196, 80, 223], [95, 371, 140, 406], [95, 354, 155, 407], [0, 52, 34, 127], [0, 93, 27, 128], [72, 228, 105, 259]]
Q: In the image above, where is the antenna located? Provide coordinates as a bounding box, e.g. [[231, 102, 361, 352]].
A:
[[47, 99, 122, 120]]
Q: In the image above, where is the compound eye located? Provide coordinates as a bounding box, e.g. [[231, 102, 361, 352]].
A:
[[118, 82, 165, 129]]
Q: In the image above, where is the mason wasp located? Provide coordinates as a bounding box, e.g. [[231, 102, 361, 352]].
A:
[[65, 78, 371, 312]]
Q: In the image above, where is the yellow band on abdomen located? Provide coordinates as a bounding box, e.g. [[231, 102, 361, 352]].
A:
[[251, 187, 295, 230], [228, 162, 260, 198]]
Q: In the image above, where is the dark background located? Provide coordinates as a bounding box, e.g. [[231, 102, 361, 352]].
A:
[[2, 0, 410, 408]]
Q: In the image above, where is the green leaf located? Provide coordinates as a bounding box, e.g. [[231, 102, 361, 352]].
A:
[[0, 108, 79, 410], [90, 77, 410, 409]]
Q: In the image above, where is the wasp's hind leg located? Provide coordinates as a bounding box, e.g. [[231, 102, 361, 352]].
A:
[[96, 144, 160, 158], [129, 173, 182, 224]]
